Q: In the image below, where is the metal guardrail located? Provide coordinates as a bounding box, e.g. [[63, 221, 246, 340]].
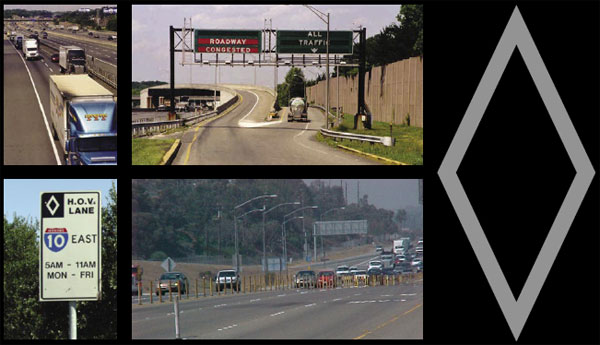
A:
[[131, 95, 239, 137], [310, 104, 395, 147], [86, 55, 117, 89]]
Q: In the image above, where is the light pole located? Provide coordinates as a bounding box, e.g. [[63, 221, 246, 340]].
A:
[[234, 194, 278, 274], [282, 215, 303, 275], [262, 201, 300, 273], [318, 207, 345, 259], [304, 5, 330, 125], [283, 205, 318, 270]]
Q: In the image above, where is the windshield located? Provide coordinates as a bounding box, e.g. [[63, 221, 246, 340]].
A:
[[68, 50, 85, 64], [319, 271, 333, 277], [219, 271, 236, 277], [370, 261, 381, 265], [160, 273, 181, 280], [27, 48, 37, 51], [77, 136, 117, 152], [298, 271, 315, 276]]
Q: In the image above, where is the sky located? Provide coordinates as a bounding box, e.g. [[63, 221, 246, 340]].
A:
[[303, 179, 420, 211], [3, 5, 114, 12], [4, 179, 117, 223], [132, 5, 403, 88]]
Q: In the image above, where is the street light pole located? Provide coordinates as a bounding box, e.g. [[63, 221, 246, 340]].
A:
[[318, 206, 345, 261], [262, 201, 300, 273], [282, 215, 304, 276]]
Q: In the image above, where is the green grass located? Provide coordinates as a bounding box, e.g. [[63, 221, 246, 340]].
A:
[[132, 138, 176, 165], [318, 113, 423, 165]]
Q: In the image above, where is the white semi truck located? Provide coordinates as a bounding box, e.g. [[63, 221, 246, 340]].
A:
[[59, 45, 86, 74], [49, 74, 117, 165], [22, 38, 39, 60]]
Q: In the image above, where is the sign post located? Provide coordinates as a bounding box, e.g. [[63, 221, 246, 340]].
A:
[[40, 191, 102, 340]]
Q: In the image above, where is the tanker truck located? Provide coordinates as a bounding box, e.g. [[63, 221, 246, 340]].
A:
[[287, 97, 308, 122]]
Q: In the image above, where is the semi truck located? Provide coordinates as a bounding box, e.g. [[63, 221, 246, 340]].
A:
[[15, 35, 23, 49], [49, 74, 117, 165], [393, 237, 411, 255], [287, 97, 308, 122], [59, 45, 86, 74], [22, 38, 39, 60]]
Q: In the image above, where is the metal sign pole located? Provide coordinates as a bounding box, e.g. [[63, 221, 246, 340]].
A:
[[69, 301, 77, 339]]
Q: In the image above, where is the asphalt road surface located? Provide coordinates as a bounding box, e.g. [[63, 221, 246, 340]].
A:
[[3, 37, 116, 165], [132, 279, 423, 339], [172, 86, 380, 165]]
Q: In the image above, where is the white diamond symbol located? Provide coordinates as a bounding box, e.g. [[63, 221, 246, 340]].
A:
[[438, 6, 595, 340], [46, 195, 60, 216]]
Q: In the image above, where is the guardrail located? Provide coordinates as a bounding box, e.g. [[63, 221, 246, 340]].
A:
[[131, 94, 239, 137], [86, 55, 117, 89], [310, 104, 395, 147]]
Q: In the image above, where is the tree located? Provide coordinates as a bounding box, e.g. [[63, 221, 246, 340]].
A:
[[106, 16, 117, 32], [398, 4, 423, 56]]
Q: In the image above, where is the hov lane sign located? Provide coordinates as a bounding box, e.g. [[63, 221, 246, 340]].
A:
[[40, 192, 101, 302]]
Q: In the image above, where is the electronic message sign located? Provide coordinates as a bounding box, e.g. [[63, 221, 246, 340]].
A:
[[195, 29, 262, 54], [40, 191, 101, 301], [277, 30, 353, 54]]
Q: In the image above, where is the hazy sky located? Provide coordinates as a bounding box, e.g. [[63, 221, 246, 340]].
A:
[[3, 5, 113, 12], [132, 5, 403, 88], [303, 179, 420, 211], [4, 179, 117, 223]]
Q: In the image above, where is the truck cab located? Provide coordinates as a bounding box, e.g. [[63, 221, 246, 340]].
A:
[[59, 45, 86, 74], [22, 39, 39, 60]]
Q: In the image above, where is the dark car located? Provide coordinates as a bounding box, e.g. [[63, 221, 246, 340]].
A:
[[50, 53, 59, 63], [395, 263, 413, 275], [156, 272, 188, 296], [367, 267, 382, 276], [381, 267, 395, 276], [294, 270, 317, 288], [94, 33, 100, 38], [42, 32, 47, 39], [88, 32, 94, 36]]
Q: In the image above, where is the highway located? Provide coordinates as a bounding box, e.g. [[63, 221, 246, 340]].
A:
[[132, 278, 422, 339], [171, 86, 380, 165], [3, 34, 116, 165]]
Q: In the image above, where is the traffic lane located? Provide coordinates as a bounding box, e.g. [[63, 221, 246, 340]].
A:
[[132, 281, 422, 339], [358, 301, 423, 339], [43, 33, 117, 64], [173, 90, 258, 165], [183, 91, 377, 164], [3, 39, 59, 165]]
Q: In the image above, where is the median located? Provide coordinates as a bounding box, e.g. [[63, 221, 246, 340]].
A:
[[317, 113, 423, 165], [132, 138, 178, 165]]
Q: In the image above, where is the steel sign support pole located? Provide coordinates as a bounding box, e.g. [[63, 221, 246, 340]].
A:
[[169, 26, 175, 117], [326, 13, 330, 125], [69, 301, 77, 340], [313, 224, 317, 262]]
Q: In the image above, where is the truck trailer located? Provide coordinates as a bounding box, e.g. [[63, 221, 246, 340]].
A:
[[49, 75, 117, 165], [287, 97, 308, 122], [59, 45, 86, 74], [22, 38, 39, 60]]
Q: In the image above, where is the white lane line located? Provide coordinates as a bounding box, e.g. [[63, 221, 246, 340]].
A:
[[213, 304, 227, 308], [277, 294, 286, 297], [250, 298, 261, 302], [238, 90, 260, 123], [270, 311, 285, 317], [401, 293, 417, 296], [13, 43, 62, 165], [292, 121, 329, 155], [332, 298, 342, 302], [304, 303, 316, 307]]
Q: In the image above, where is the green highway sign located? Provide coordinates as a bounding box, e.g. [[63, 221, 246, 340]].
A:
[[277, 30, 353, 54], [195, 29, 262, 54]]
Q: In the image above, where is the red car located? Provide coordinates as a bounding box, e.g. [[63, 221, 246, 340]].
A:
[[317, 270, 335, 288], [50, 53, 59, 63]]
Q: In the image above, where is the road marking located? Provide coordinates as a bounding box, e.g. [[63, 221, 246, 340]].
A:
[[250, 298, 261, 302], [401, 293, 417, 296], [353, 303, 422, 339], [238, 90, 260, 123], [292, 122, 329, 155], [213, 304, 227, 308], [277, 294, 286, 297], [304, 303, 316, 307], [270, 311, 285, 317], [13, 42, 62, 165], [332, 298, 342, 302]]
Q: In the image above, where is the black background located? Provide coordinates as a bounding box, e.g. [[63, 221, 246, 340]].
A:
[[2, 0, 599, 344]]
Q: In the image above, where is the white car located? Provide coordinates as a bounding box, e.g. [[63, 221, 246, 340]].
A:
[[411, 257, 422, 266], [368, 260, 383, 270], [335, 265, 350, 276]]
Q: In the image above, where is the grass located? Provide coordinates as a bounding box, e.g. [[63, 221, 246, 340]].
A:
[[317, 113, 423, 165], [132, 138, 176, 165]]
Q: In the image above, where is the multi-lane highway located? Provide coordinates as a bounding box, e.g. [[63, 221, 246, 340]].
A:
[[3, 32, 116, 165], [132, 277, 422, 339], [171, 86, 380, 165]]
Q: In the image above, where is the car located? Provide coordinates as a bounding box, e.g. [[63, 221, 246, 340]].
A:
[[394, 255, 407, 266], [50, 53, 59, 63], [294, 270, 316, 288], [317, 270, 335, 288], [415, 246, 423, 254], [352, 269, 368, 281], [415, 262, 423, 273], [411, 257, 422, 266], [215, 269, 240, 292], [381, 267, 395, 276], [394, 262, 413, 275], [42, 32, 47, 39], [368, 260, 383, 270], [375, 245, 383, 253], [88, 32, 94, 36], [132, 276, 138, 295], [108, 35, 117, 41], [349, 266, 358, 272], [335, 265, 350, 276], [367, 267, 382, 276], [94, 33, 100, 38], [156, 272, 188, 296], [380, 254, 394, 267]]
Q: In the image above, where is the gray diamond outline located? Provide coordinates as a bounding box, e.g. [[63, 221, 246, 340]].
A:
[[437, 6, 595, 341]]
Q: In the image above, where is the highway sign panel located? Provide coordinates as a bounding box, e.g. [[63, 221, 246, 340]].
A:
[[277, 30, 353, 54], [161, 257, 176, 272], [40, 191, 101, 302], [314, 220, 368, 236], [195, 29, 261, 54]]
